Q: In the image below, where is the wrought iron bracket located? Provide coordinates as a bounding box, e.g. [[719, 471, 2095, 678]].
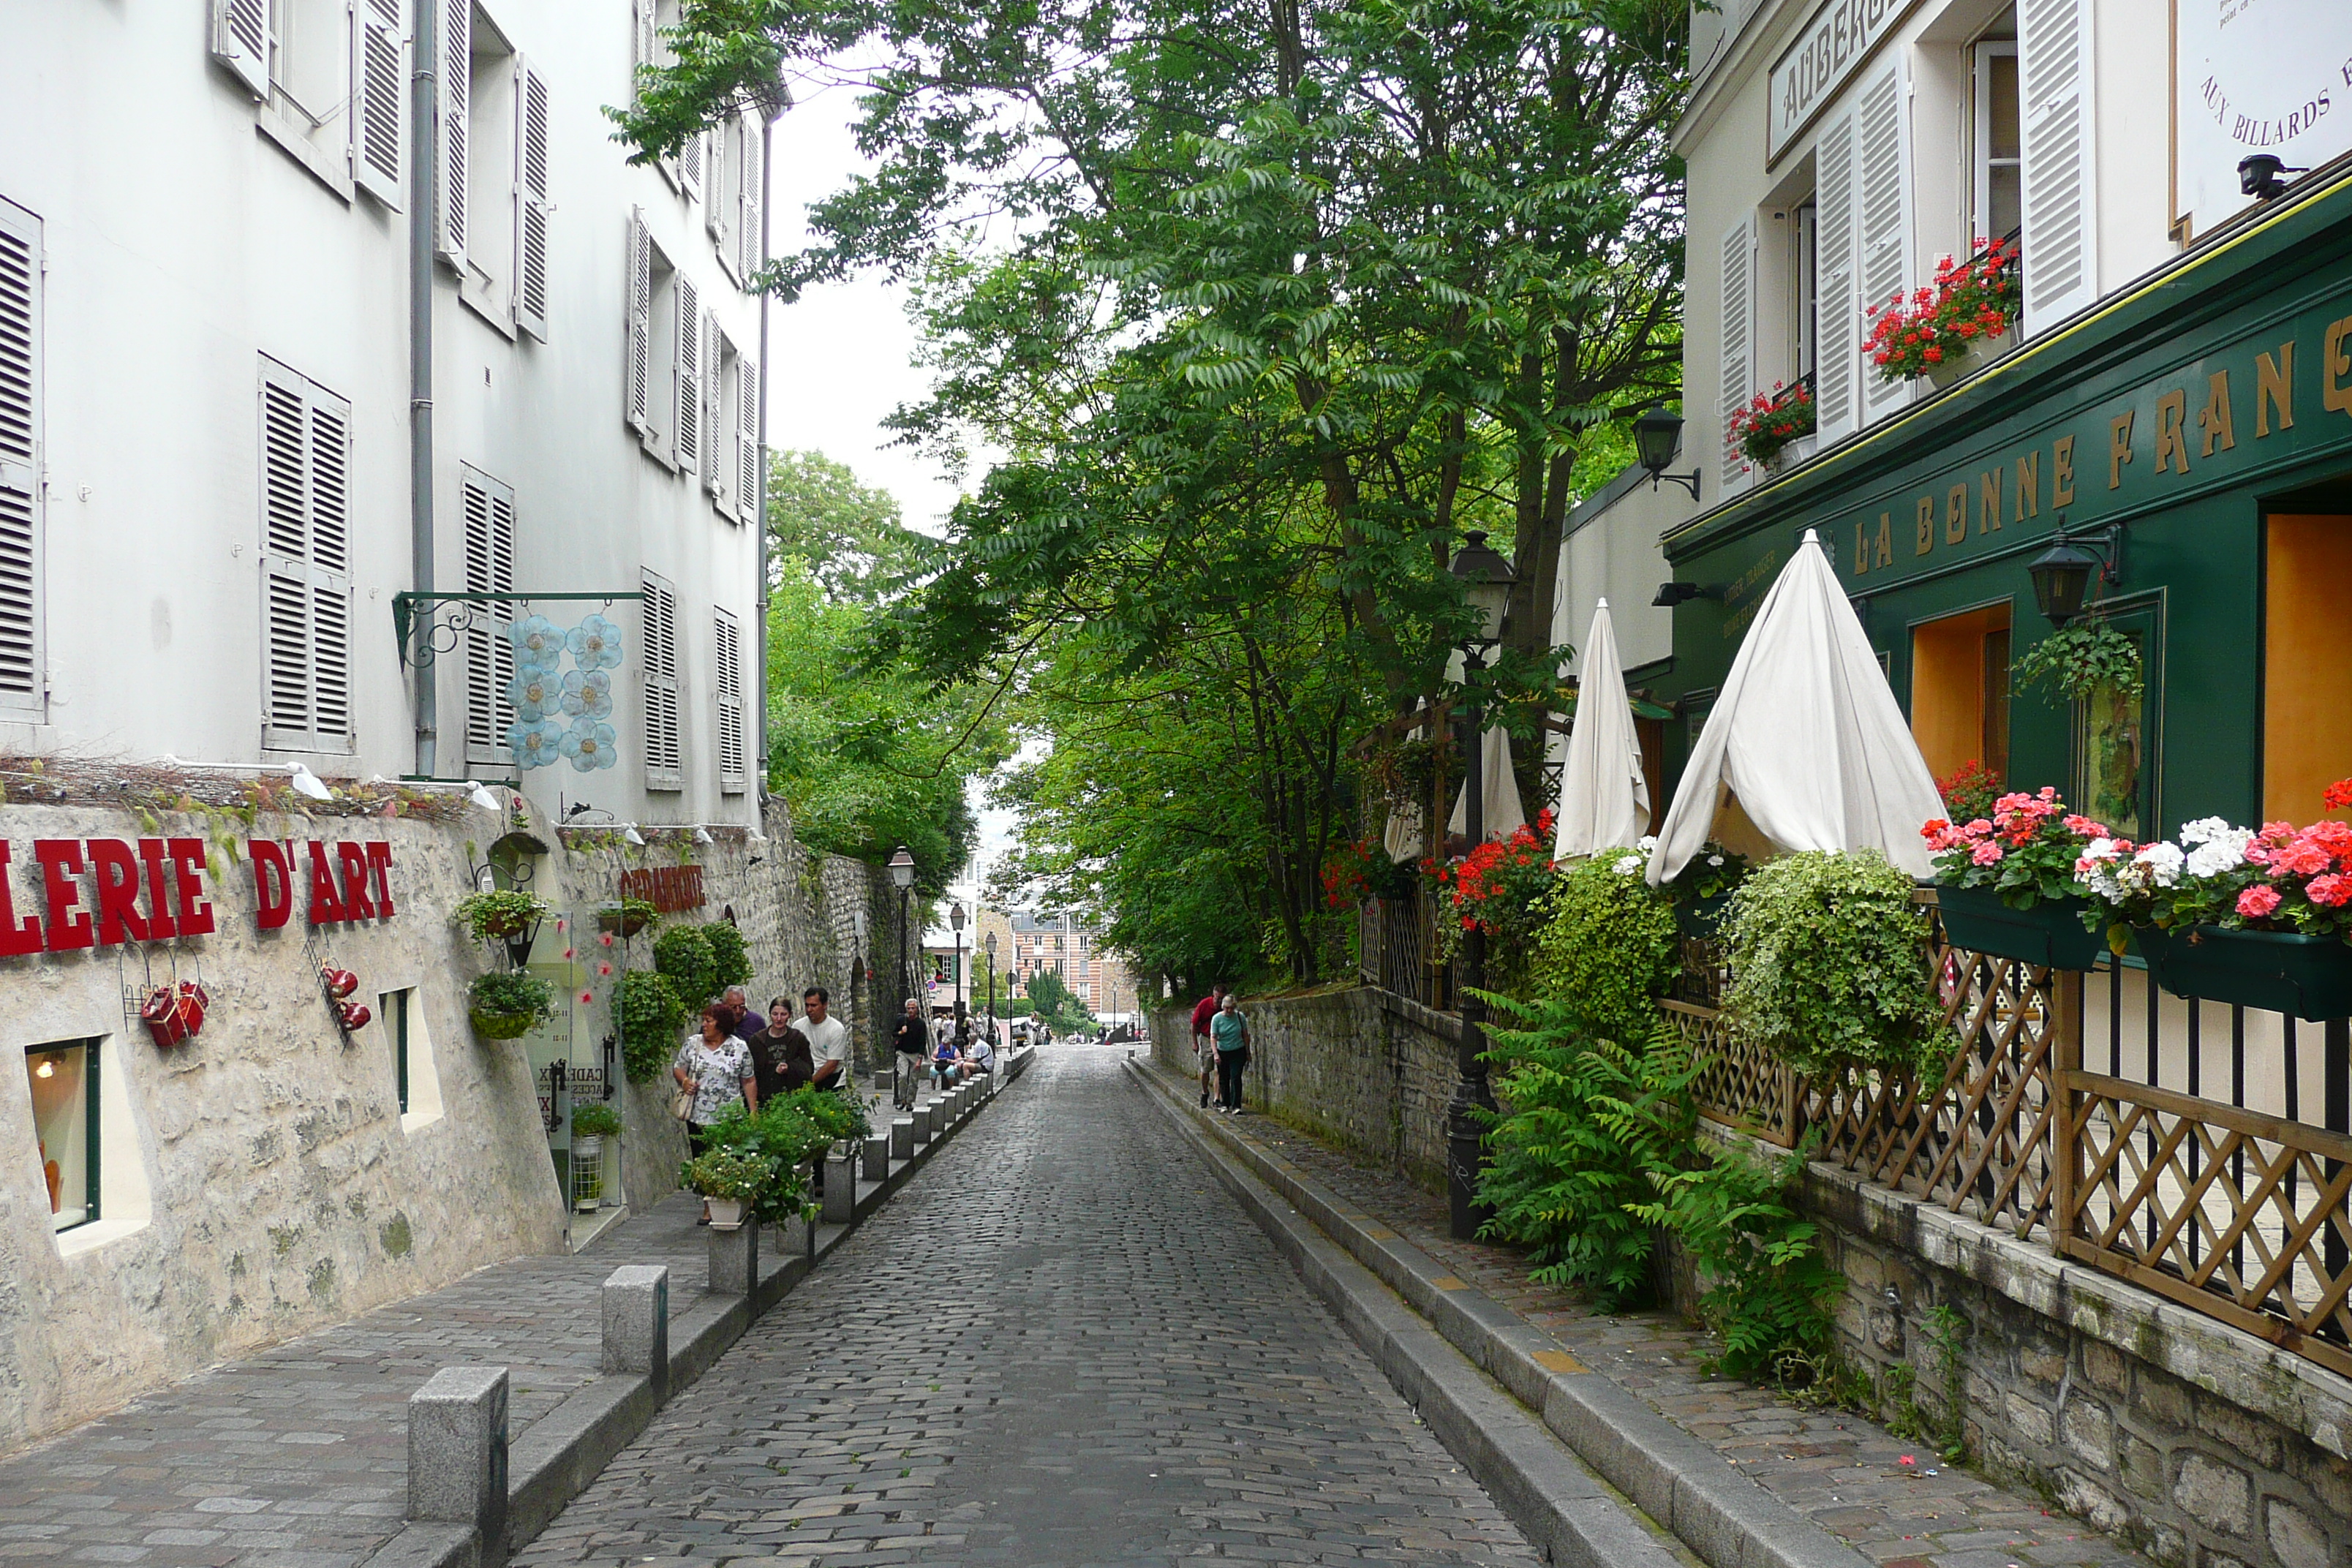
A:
[[393, 590, 646, 670]]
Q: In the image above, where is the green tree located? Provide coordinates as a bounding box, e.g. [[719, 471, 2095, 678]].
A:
[[766, 449, 930, 603]]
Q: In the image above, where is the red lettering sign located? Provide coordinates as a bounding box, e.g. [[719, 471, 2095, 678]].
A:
[[251, 840, 294, 930], [619, 864, 706, 913]]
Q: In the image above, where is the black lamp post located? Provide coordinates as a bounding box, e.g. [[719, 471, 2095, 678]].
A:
[[984, 930, 998, 1038], [1447, 529, 1517, 1240], [889, 846, 916, 1021], [951, 902, 968, 1022], [1632, 405, 1703, 502]]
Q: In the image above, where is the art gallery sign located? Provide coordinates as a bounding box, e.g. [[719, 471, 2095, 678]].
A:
[[0, 837, 399, 954]]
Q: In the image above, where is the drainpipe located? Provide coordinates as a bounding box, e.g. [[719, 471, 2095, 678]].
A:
[[408, 0, 440, 777], [753, 113, 773, 807]]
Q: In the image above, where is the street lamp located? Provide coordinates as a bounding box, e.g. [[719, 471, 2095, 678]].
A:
[[984, 931, 998, 1039], [1447, 529, 1517, 1241], [1632, 405, 1703, 502], [950, 902, 968, 1022], [2026, 524, 2121, 626], [889, 847, 916, 1025]]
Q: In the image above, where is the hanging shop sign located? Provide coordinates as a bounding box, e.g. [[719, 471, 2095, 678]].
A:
[[619, 864, 704, 913], [0, 836, 399, 957]]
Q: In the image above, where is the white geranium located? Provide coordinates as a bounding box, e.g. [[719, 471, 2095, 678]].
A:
[[1707, 854, 1725, 867], [2073, 838, 2127, 904], [1637, 835, 1659, 853], [1613, 853, 1644, 875], [2185, 828, 2254, 880], [2131, 841, 2186, 888]]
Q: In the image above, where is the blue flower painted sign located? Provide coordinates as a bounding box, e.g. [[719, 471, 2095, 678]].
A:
[[502, 611, 633, 772]]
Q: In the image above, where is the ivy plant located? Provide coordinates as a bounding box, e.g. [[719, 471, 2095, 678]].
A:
[[701, 921, 754, 990], [452, 889, 550, 942], [1530, 854, 1679, 1044], [2013, 619, 2144, 705], [652, 924, 718, 1009], [615, 970, 685, 1084]]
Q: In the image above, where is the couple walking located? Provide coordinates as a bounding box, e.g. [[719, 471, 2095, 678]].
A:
[[1189, 986, 1250, 1112]]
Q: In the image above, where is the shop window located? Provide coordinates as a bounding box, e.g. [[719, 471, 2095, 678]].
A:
[[382, 986, 444, 1132], [1910, 602, 2013, 785], [2265, 516, 2352, 822], [26, 1040, 97, 1232]]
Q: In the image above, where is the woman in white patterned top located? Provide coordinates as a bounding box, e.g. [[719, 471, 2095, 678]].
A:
[[672, 1006, 757, 1223]]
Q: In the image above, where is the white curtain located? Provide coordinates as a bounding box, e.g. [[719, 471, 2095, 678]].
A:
[[1553, 598, 1651, 859]]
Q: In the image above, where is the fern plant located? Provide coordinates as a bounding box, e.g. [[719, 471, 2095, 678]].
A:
[[1632, 1140, 1843, 1382]]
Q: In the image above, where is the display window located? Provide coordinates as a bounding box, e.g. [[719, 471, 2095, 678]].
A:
[[26, 1040, 98, 1232]]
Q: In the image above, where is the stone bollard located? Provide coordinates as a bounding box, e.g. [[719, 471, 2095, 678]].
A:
[[862, 1132, 889, 1180], [908, 1103, 934, 1147], [823, 1152, 856, 1224], [408, 1366, 509, 1556], [889, 1115, 915, 1160], [709, 1211, 759, 1295], [600, 1266, 668, 1395]]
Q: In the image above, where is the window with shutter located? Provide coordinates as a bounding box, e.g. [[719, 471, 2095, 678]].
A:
[[630, 0, 656, 99], [703, 314, 728, 506], [640, 570, 682, 789], [681, 130, 703, 202], [1813, 110, 1858, 443], [2019, 0, 2095, 333], [213, 0, 271, 99], [0, 199, 45, 720], [715, 608, 745, 792], [736, 353, 760, 526], [1717, 216, 1753, 495], [350, 0, 406, 208], [461, 467, 517, 765], [513, 61, 550, 340], [257, 358, 355, 754], [436, 0, 470, 268], [736, 113, 763, 282], [675, 276, 700, 470], [1854, 64, 1910, 421], [707, 121, 734, 255], [625, 211, 652, 440]]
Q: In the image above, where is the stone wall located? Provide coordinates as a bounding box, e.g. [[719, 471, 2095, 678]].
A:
[[1150, 983, 1460, 1191]]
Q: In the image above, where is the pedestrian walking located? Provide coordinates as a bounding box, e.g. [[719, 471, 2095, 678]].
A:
[[891, 997, 928, 1109], [672, 1006, 756, 1224], [1189, 984, 1226, 1108], [745, 994, 813, 1103], [794, 987, 849, 1093], [715, 984, 752, 1041], [1210, 993, 1250, 1112]]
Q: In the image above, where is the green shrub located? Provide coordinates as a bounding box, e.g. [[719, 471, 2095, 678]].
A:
[[568, 1101, 623, 1139], [701, 921, 753, 989], [1531, 855, 1679, 1044], [680, 1146, 768, 1201], [698, 1088, 869, 1224], [615, 970, 685, 1084], [1720, 850, 1948, 1078], [652, 924, 718, 1009]]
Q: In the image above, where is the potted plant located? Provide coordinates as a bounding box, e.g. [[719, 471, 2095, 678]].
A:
[[651, 924, 718, 1011], [596, 897, 660, 937], [1429, 808, 1560, 998], [1727, 382, 1816, 474], [2073, 783, 2352, 1019], [1660, 840, 1750, 939], [682, 1146, 768, 1230], [2013, 619, 2144, 707], [453, 889, 551, 941], [468, 969, 556, 1040], [568, 1101, 622, 1213], [1864, 236, 2018, 387], [1922, 785, 2109, 969], [1528, 851, 1679, 1046]]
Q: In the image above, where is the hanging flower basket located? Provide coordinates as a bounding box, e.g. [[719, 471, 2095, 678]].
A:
[[1934, 885, 2106, 970], [597, 899, 659, 936], [2130, 925, 2352, 1022]]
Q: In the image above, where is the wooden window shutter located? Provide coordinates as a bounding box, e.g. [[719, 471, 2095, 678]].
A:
[[641, 570, 682, 788], [674, 275, 700, 470], [2019, 0, 2097, 332], [437, 0, 471, 268], [0, 200, 45, 717], [681, 130, 704, 202], [351, 0, 406, 209], [461, 467, 517, 764], [715, 608, 745, 791], [630, 0, 656, 104], [1854, 64, 1911, 421], [212, 0, 270, 99], [1812, 110, 1858, 444], [258, 359, 355, 753], [625, 211, 652, 440], [704, 315, 728, 504], [736, 113, 762, 282], [513, 60, 551, 341], [736, 353, 759, 526], [1716, 216, 1753, 495], [706, 121, 734, 251]]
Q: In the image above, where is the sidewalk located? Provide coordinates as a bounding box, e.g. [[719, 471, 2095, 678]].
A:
[[1138, 1058, 2153, 1568]]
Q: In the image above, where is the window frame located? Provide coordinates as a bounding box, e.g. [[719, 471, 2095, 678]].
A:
[[257, 355, 356, 756], [0, 195, 47, 723], [1972, 38, 2022, 249], [26, 1039, 100, 1235]]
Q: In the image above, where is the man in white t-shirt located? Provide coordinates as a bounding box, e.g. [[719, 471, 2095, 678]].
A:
[[794, 986, 850, 1093]]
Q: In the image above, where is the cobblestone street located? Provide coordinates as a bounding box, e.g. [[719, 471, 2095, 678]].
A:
[[509, 1041, 1543, 1567]]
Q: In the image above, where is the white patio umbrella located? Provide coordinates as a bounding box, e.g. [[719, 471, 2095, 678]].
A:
[[1646, 530, 1942, 885], [1448, 723, 1529, 843], [1553, 598, 1651, 859]]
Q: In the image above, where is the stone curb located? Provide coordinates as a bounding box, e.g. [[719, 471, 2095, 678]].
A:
[[1126, 1056, 1872, 1568], [1128, 1057, 1686, 1568], [364, 1046, 1035, 1568]]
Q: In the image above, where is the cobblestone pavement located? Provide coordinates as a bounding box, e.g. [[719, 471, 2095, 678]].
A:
[[509, 1041, 1545, 1567], [1190, 1077, 2155, 1568]]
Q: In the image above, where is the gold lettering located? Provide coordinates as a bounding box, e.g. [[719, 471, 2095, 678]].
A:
[[2015, 451, 2040, 519], [1855, 521, 1869, 574], [2326, 316, 2352, 417], [2154, 389, 2190, 475], [2197, 369, 2236, 456], [1979, 471, 2002, 532], [1874, 514, 1893, 568], [1916, 497, 1935, 554], [1946, 483, 1967, 544], [2257, 342, 2293, 434], [2108, 411, 2136, 489], [2053, 436, 2076, 505]]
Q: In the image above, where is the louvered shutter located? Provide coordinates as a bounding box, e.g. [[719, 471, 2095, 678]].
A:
[[736, 353, 759, 525], [351, 0, 405, 208], [513, 61, 551, 340], [1854, 64, 1910, 421], [704, 316, 728, 504], [1716, 216, 1753, 494], [682, 131, 704, 202], [630, 0, 656, 103], [641, 570, 682, 789], [462, 467, 517, 764], [1813, 110, 1858, 443], [2019, 0, 2097, 332], [212, 0, 270, 99], [674, 276, 700, 470], [258, 360, 355, 754], [625, 211, 652, 440], [715, 608, 745, 791], [437, 0, 470, 268], [736, 114, 763, 281], [0, 202, 45, 717], [707, 122, 734, 252]]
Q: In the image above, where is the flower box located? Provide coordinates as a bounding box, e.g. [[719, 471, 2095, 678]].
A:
[[2131, 924, 2352, 1021], [1933, 885, 2105, 970]]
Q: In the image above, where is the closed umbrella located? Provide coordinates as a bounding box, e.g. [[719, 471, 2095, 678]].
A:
[[1553, 598, 1651, 859], [1448, 724, 1528, 843], [1646, 530, 1941, 884]]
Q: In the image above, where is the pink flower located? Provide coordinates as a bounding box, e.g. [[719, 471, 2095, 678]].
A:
[[1971, 842, 2004, 865], [2239, 885, 2284, 919], [597, 961, 614, 978], [2062, 815, 2109, 838], [556, 918, 568, 932], [2309, 875, 2352, 908], [578, 990, 594, 1006], [1965, 818, 1994, 836], [2275, 839, 2333, 877], [599, 932, 616, 948], [562, 947, 576, 960]]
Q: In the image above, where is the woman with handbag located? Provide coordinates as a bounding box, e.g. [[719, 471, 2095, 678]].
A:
[[671, 1006, 757, 1224]]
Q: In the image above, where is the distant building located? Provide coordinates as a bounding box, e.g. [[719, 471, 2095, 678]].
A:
[[1009, 911, 1140, 1017]]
